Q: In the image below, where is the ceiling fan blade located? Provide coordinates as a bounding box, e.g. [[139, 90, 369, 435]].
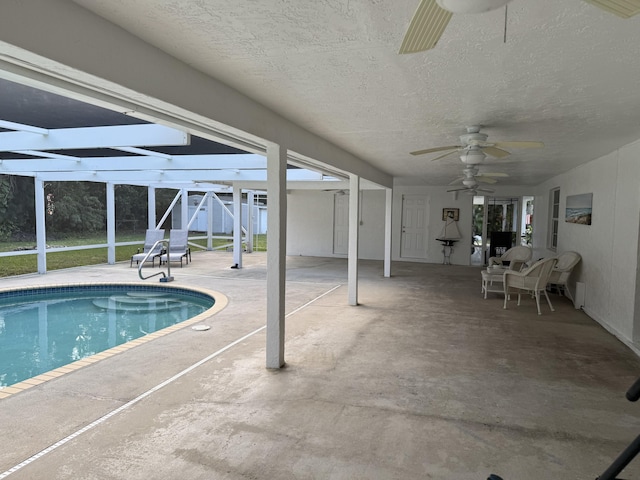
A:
[[476, 187, 495, 193], [431, 149, 460, 162], [482, 146, 511, 158], [447, 187, 469, 192], [399, 0, 453, 54], [582, 0, 640, 18], [479, 172, 509, 177], [448, 176, 465, 185], [410, 145, 459, 156], [493, 141, 544, 149], [476, 176, 498, 184]]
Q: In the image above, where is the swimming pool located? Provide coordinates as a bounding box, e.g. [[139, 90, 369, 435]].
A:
[[0, 283, 221, 392]]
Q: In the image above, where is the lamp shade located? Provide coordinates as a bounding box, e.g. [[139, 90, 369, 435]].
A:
[[437, 217, 462, 241]]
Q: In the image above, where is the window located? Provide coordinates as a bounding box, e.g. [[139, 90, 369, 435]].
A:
[[548, 188, 560, 250]]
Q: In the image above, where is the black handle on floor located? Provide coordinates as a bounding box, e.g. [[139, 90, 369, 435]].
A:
[[597, 434, 640, 480], [626, 377, 640, 402]]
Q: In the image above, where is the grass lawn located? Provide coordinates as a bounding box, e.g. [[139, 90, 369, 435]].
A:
[[0, 233, 266, 277]]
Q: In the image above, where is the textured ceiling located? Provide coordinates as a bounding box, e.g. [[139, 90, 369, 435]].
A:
[[71, 0, 640, 187]]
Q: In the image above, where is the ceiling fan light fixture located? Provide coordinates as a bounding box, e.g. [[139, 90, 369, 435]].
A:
[[462, 178, 478, 187], [460, 148, 486, 164], [436, 0, 511, 14]]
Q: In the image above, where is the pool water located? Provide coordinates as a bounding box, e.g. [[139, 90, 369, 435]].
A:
[[0, 285, 215, 388]]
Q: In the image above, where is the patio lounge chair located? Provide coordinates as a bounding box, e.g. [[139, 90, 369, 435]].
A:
[[130, 229, 165, 267], [159, 229, 191, 267]]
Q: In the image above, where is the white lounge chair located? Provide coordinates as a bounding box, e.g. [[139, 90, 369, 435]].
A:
[[159, 229, 191, 267], [130, 229, 165, 267]]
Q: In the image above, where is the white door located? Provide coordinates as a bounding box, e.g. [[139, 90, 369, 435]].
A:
[[333, 193, 349, 255], [401, 195, 428, 259]]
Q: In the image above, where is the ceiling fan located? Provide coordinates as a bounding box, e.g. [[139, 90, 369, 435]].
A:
[[399, 0, 640, 54], [448, 181, 494, 194], [410, 125, 543, 163], [323, 189, 347, 195], [449, 166, 507, 185]]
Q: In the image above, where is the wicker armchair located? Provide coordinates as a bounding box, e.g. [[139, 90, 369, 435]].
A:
[[488, 245, 532, 272], [548, 251, 582, 303], [503, 257, 558, 315]]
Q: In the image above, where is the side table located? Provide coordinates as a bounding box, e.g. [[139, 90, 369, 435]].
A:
[[481, 267, 507, 299]]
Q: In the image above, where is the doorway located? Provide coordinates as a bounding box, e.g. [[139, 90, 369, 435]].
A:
[[400, 194, 428, 259], [471, 196, 523, 265]]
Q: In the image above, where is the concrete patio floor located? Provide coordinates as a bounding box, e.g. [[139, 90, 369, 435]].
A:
[[1, 251, 639, 479]]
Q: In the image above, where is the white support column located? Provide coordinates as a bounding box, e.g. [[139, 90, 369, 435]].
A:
[[348, 174, 360, 306], [147, 186, 156, 230], [384, 188, 393, 278], [106, 182, 116, 264], [266, 143, 287, 369], [232, 185, 243, 269], [207, 192, 213, 251], [35, 178, 47, 274], [246, 190, 254, 253], [181, 188, 189, 230]]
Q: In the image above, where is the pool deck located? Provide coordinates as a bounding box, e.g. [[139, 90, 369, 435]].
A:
[[1, 251, 639, 479]]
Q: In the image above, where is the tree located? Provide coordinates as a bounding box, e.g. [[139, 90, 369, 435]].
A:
[[45, 182, 106, 237], [0, 175, 35, 240]]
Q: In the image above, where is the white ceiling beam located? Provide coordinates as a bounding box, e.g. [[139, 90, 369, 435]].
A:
[[33, 168, 322, 183], [0, 119, 49, 135], [0, 153, 265, 172], [234, 179, 383, 191], [0, 124, 189, 151], [121, 181, 232, 191], [112, 146, 172, 159], [124, 181, 304, 192], [11, 150, 79, 160]]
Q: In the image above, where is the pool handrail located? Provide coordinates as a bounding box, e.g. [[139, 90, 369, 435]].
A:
[[138, 239, 174, 282]]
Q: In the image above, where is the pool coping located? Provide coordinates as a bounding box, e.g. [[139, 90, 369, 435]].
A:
[[0, 282, 229, 400]]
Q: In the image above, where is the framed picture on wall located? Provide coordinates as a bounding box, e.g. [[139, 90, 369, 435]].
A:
[[442, 208, 459, 221], [565, 193, 592, 225]]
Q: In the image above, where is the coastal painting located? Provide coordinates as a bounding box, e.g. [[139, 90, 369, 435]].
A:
[[565, 193, 592, 225]]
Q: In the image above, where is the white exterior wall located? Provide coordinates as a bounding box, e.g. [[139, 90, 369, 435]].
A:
[[391, 186, 474, 265], [287, 186, 545, 266], [534, 139, 640, 349], [359, 190, 386, 260], [287, 191, 335, 257], [286, 190, 386, 260]]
